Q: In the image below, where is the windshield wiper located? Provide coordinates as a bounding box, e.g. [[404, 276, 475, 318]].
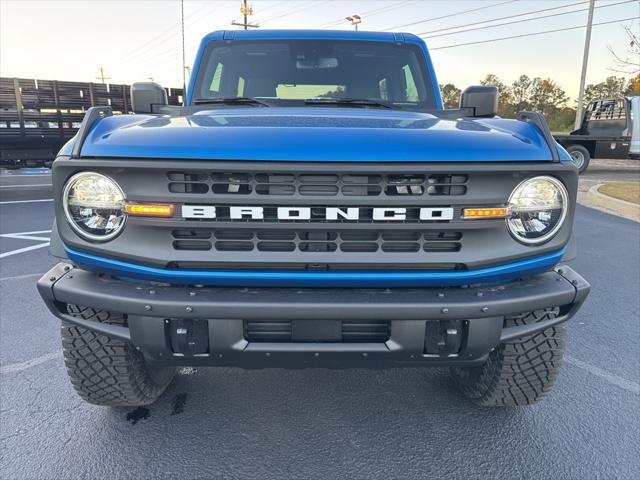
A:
[[304, 98, 394, 109], [193, 97, 271, 107]]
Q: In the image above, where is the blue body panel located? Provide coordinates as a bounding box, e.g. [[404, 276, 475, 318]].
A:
[[58, 30, 573, 287], [65, 246, 565, 288], [80, 108, 556, 161]]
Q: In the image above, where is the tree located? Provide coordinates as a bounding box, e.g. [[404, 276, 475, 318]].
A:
[[510, 75, 532, 112], [625, 74, 640, 95], [584, 76, 627, 104], [529, 77, 568, 114], [479, 73, 512, 115], [608, 24, 640, 74], [439, 83, 461, 109]]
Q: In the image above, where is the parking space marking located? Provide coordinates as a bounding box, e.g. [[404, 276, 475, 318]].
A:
[[1, 230, 52, 243], [0, 352, 61, 375], [565, 355, 640, 394], [0, 272, 43, 282], [0, 230, 52, 258], [0, 199, 53, 204], [0, 243, 50, 259]]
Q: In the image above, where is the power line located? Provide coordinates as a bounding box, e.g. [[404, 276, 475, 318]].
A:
[[428, 15, 640, 51], [381, 0, 518, 31], [252, 0, 305, 23], [110, 1, 219, 66], [95, 67, 110, 84], [417, 0, 588, 36], [313, 0, 411, 29], [231, 0, 259, 29], [258, 0, 327, 24], [423, 0, 635, 39]]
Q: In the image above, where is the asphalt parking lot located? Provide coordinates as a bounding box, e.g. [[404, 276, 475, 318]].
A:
[[1, 164, 639, 479]]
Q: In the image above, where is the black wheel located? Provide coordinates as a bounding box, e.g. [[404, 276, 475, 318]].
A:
[[61, 305, 175, 407], [450, 308, 565, 407], [565, 144, 590, 173]]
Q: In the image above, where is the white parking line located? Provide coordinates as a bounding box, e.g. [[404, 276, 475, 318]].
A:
[[0, 230, 52, 258], [0, 243, 50, 259], [0, 199, 53, 204], [0, 272, 43, 281], [0, 352, 61, 375], [565, 355, 640, 394], [0, 230, 52, 243], [0, 184, 52, 188]]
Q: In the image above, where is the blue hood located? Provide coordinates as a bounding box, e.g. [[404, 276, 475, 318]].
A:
[[80, 108, 556, 162]]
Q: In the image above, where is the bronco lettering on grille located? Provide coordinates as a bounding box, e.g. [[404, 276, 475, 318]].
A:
[[181, 206, 455, 221]]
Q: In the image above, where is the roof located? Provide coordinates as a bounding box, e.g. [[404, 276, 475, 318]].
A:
[[201, 29, 422, 44]]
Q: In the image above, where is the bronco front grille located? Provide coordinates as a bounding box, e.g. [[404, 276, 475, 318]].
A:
[[172, 229, 463, 253], [168, 171, 468, 197]]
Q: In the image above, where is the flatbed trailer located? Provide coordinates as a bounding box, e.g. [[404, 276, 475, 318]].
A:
[[554, 96, 637, 172], [0, 77, 182, 167]]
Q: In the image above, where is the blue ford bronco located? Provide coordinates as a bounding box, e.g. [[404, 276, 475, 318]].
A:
[[38, 30, 590, 407]]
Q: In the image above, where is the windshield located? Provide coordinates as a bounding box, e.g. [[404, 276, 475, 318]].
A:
[[193, 40, 435, 109]]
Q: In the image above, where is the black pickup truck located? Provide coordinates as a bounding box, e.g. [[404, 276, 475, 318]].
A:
[[554, 96, 639, 172]]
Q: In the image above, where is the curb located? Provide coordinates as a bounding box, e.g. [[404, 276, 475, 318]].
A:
[[577, 183, 640, 222]]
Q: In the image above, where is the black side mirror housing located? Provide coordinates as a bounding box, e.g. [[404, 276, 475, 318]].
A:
[[459, 85, 499, 117], [131, 82, 168, 114]]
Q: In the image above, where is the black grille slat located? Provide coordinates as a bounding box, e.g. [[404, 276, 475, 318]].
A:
[[171, 229, 462, 254], [342, 321, 391, 343], [244, 320, 390, 343], [167, 171, 468, 197], [245, 321, 292, 342]]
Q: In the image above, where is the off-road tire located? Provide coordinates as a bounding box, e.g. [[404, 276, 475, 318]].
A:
[[61, 305, 175, 407], [450, 308, 566, 407]]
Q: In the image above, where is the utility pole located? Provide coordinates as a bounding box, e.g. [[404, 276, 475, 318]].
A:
[[346, 15, 362, 31], [95, 67, 110, 84], [575, 0, 595, 130], [181, 0, 186, 106], [231, 0, 259, 29]]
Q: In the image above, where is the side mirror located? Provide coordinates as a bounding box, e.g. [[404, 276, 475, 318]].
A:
[[459, 85, 499, 117], [131, 82, 168, 114]]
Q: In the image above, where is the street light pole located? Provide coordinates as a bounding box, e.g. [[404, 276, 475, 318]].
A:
[[346, 15, 362, 31], [575, 0, 596, 130]]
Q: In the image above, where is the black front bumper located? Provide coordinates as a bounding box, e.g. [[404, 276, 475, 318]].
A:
[[38, 263, 589, 368]]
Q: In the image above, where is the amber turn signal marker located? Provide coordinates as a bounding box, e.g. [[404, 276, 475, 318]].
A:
[[125, 204, 174, 217], [463, 207, 509, 219]]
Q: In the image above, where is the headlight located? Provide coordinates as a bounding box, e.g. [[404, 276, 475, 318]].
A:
[[63, 172, 126, 241], [506, 176, 568, 245]]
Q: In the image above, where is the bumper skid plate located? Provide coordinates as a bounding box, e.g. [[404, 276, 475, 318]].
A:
[[38, 263, 589, 368]]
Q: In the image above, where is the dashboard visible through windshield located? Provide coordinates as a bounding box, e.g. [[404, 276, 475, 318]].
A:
[[193, 40, 435, 110]]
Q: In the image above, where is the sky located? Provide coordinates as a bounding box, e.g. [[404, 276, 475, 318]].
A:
[[1, 0, 638, 100]]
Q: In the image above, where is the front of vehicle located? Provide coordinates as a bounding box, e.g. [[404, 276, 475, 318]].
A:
[[38, 30, 589, 407]]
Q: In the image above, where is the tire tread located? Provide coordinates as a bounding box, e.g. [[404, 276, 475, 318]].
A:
[[451, 307, 565, 407], [61, 305, 174, 406]]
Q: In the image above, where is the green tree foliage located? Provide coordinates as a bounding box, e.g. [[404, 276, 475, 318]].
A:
[[624, 74, 640, 95], [584, 76, 627, 104], [529, 78, 568, 114], [441, 74, 637, 133], [479, 74, 513, 115], [511, 75, 533, 112], [439, 83, 461, 108]]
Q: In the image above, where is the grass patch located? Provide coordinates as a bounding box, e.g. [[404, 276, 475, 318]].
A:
[[598, 182, 640, 204]]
